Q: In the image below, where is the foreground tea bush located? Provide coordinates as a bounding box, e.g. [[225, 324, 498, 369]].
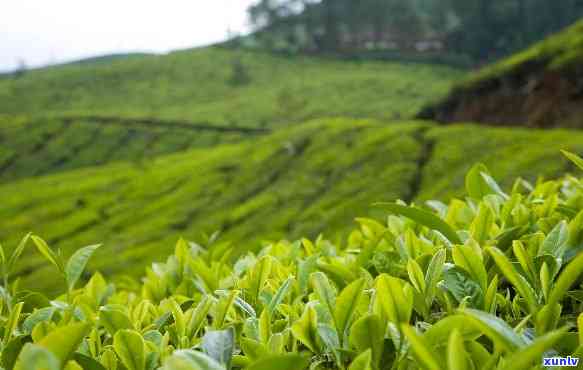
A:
[[1, 152, 583, 370]]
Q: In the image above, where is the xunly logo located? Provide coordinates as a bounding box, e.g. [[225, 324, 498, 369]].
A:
[[542, 356, 580, 367]]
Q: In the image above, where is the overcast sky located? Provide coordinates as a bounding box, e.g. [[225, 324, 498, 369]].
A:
[[0, 0, 256, 72]]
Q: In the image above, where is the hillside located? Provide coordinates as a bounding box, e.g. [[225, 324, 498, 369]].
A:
[[0, 48, 462, 126], [419, 19, 583, 128], [0, 115, 265, 182], [2, 118, 582, 293]]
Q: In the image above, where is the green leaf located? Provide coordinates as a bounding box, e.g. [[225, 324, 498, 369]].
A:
[[547, 250, 583, 307], [4, 302, 24, 344], [317, 323, 342, 367], [500, 327, 569, 370], [31, 236, 64, 274], [249, 256, 272, 306], [2, 335, 28, 370], [0, 243, 4, 269], [424, 315, 481, 345], [213, 290, 239, 329], [562, 150, 583, 171], [459, 308, 526, 352], [113, 329, 145, 370], [245, 354, 309, 370], [22, 307, 57, 335], [267, 277, 293, 315], [376, 274, 413, 325], [186, 296, 213, 338], [6, 233, 31, 275], [469, 203, 494, 244], [486, 247, 538, 314], [16, 344, 59, 370], [168, 298, 186, 338], [348, 349, 372, 370], [349, 314, 384, 368], [163, 350, 224, 370], [65, 244, 101, 292], [539, 221, 568, 259], [310, 272, 337, 323], [240, 338, 268, 360], [407, 259, 426, 293], [73, 353, 107, 370], [258, 309, 271, 345], [291, 305, 319, 353], [37, 322, 91, 366], [447, 329, 467, 370], [465, 163, 493, 199], [99, 305, 134, 336], [375, 203, 461, 244], [201, 328, 234, 370], [334, 278, 365, 346], [401, 325, 443, 370], [442, 266, 483, 307], [425, 248, 446, 300], [512, 241, 536, 283], [452, 245, 487, 291]]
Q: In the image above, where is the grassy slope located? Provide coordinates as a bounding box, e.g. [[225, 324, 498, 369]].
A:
[[0, 48, 462, 126], [2, 118, 581, 293], [464, 19, 583, 87], [0, 115, 259, 182]]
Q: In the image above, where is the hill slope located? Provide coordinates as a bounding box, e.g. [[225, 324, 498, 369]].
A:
[[0, 48, 462, 127], [419, 20, 583, 128], [2, 118, 581, 293], [0, 115, 265, 182]]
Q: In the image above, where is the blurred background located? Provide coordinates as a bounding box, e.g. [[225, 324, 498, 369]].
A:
[[1, 0, 583, 293]]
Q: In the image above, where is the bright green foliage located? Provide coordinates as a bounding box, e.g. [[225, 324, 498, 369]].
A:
[[0, 115, 251, 182], [0, 48, 461, 124], [1, 120, 582, 294], [1, 154, 582, 369]]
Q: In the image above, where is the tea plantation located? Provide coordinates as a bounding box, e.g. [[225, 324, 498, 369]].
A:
[[1, 27, 583, 369], [1, 153, 582, 370], [0, 115, 263, 182], [0, 48, 461, 126], [1, 119, 582, 294]]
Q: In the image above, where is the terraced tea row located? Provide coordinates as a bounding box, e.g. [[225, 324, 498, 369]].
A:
[[1, 119, 582, 293], [0, 115, 263, 181]]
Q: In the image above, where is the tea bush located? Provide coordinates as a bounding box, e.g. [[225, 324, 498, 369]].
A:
[[1, 151, 583, 369], [3, 120, 583, 294]]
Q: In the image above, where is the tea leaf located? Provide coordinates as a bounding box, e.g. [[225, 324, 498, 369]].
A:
[[375, 203, 461, 244], [245, 354, 309, 370], [401, 325, 443, 370], [334, 278, 365, 345], [500, 327, 569, 370], [460, 309, 526, 352], [561, 150, 583, 171], [163, 350, 224, 370], [38, 322, 91, 366], [113, 329, 146, 370], [452, 245, 487, 291], [17, 344, 60, 370], [447, 329, 467, 370], [487, 247, 538, 314], [202, 328, 234, 369], [349, 314, 384, 368], [348, 349, 372, 370], [31, 236, 64, 274], [65, 244, 101, 292], [547, 250, 583, 307]]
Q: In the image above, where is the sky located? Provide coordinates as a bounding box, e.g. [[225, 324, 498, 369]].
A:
[[0, 0, 256, 72]]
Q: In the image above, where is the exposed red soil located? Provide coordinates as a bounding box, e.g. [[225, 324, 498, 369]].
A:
[[418, 66, 583, 128]]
